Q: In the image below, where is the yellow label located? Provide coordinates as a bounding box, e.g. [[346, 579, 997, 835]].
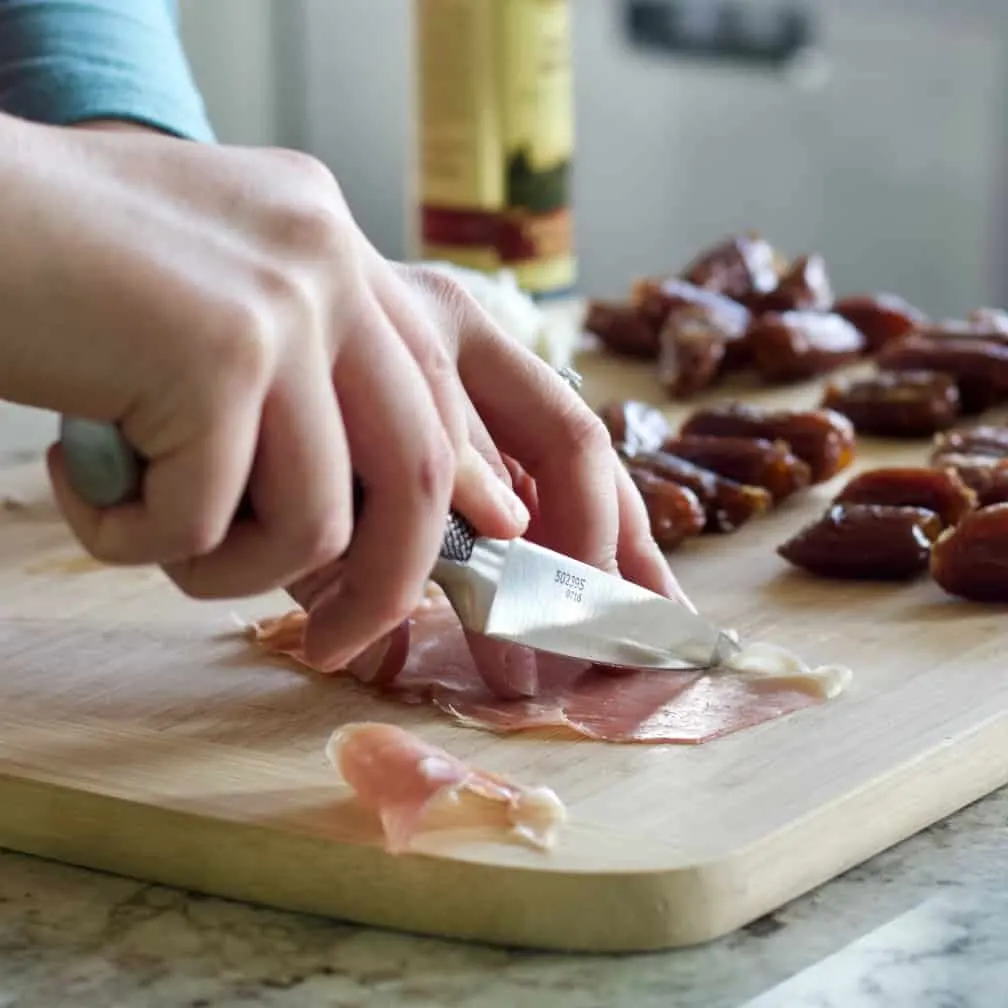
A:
[[416, 0, 576, 295]]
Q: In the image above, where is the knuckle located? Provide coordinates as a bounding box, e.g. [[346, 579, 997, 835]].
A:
[[276, 203, 348, 259], [165, 511, 229, 560], [287, 510, 353, 571], [556, 403, 611, 458], [414, 429, 456, 504], [269, 148, 337, 188], [398, 264, 475, 331], [203, 297, 276, 396]]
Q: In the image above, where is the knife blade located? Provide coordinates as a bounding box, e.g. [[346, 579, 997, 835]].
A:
[[58, 414, 739, 670]]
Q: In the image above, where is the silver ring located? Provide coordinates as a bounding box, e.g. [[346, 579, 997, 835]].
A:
[[556, 365, 583, 393]]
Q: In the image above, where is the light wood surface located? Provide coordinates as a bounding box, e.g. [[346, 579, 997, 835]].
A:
[[0, 353, 1006, 953]]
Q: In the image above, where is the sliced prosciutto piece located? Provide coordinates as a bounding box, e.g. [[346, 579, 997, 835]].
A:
[[247, 591, 851, 745], [326, 721, 566, 853]]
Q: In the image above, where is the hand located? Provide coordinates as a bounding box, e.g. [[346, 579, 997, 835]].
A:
[[0, 113, 688, 697], [0, 115, 528, 622], [290, 263, 692, 697]]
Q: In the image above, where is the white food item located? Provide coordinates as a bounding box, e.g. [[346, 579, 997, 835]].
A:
[[725, 640, 853, 700], [420, 260, 580, 369]]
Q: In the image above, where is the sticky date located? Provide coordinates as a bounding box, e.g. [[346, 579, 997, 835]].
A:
[[660, 434, 811, 502], [681, 233, 781, 304], [930, 503, 1008, 602], [597, 400, 672, 454], [624, 465, 706, 551], [834, 466, 976, 528], [758, 254, 834, 313], [748, 311, 866, 383], [657, 307, 730, 397], [777, 503, 941, 580], [931, 425, 1008, 462], [930, 453, 1008, 507], [584, 301, 657, 359], [820, 370, 960, 438], [630, 277, 751, 351], [622, 448, 772, 532], [876, 334, 1008, 413], [832, 293, 928, 353], [679, 403, 856, 483]]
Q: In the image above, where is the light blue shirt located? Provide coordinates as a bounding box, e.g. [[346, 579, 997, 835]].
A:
[[0, 0, 214, 141]]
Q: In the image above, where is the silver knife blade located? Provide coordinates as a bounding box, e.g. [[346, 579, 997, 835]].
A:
[[432, 537, 740, 671]]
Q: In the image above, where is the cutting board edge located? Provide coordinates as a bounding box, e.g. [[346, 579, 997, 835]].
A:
[[1, 709, 1004, 953]]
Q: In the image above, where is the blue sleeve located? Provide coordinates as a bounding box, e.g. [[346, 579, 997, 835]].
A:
[[0, 0, 215, 141]]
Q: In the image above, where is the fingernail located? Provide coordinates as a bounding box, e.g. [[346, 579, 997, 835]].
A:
[[503, 645, 538, 697], [347, 636, 390, 683], [494, 477, 530, 531], [656, 555, 697, 612]]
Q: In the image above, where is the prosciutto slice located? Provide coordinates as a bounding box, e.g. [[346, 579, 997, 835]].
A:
[[326, 721, 566, 853], [248, 590, 851, 745]]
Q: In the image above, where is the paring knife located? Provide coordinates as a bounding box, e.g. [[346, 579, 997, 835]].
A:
[[58, 415, 740, 671]]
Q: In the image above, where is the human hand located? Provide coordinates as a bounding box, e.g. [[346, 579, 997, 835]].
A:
[[288, 262, 692, 697]]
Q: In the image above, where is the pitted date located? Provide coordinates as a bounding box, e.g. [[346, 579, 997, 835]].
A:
[[657, 307, 730, 397], [597, 400, 672, 454], [930, 503, 1008, 602], [681, 233, 782, 304], [777, 503, 942, 580], [821, 370, 960, 438], [748, 311, 865, 383], [876, 334, 1008, 414], [758, 254, 834, 313], [931, 425, 1008, 462], [660, 434, 811, 502], [621, 447, 772, 532], [930, 453, 1008, 507], [584, 301, 657, 359], [679, 403, 856, 483], [834, 466, 976, 528], [832, 293, 928, 353], [624, 465, 706, 551], [630, 277, 751, 354]]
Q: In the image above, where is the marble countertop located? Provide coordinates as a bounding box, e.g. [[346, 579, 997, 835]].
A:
[[1, 403, 1005, 1008]]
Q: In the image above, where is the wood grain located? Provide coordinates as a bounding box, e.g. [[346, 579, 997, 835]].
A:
[[0, 354, 1006, 953]]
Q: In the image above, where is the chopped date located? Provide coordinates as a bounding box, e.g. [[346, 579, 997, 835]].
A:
[[832, 293, 928, 353], [919, 319, 1008, 346], [681, 233, 781, 304], [821, 370, 959, 438], [584, 301, 657, 359], [931, 453, 1008, 507], [876, 334, 1008, 414], [661, 434, 811, 502], [657, 307, 729, 397], [777, 503, 941, 580], [679, 403, 856, 483], [621, 447, 772, 532], [597, 400, 672, 454], [930, 503, 1008, 602], [931, 425, 1008, 461], [834, 466, 976, 528], [758, 254, 834, 313], [624, 465, 706, 550], [748, 311, 865, 383], [630, 277, 751, 350]]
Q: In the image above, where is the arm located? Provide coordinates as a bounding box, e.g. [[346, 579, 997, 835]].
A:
[[0, 0, 214, 141]]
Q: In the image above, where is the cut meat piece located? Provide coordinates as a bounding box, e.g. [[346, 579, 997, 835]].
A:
[[325, 721, 566, 853], [246, 591, 849, 745]]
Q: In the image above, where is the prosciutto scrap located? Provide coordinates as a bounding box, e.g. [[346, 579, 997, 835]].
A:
[[326, 721, 566, 853], [248, 589, 851, 745]]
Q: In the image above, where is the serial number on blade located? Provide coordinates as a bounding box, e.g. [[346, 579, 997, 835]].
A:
[[554, 567, 586, 604]]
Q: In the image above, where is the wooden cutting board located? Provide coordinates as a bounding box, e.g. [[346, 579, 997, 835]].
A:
[[1, 355, 1006, 954]]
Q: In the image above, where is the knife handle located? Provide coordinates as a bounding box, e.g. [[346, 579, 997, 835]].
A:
[[57, 416, 477, 565]]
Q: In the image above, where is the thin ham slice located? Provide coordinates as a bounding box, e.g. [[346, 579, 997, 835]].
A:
[[326, 721, 566, 853], [248, 590, 848, 744]]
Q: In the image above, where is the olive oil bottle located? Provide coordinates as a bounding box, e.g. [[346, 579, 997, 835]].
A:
[[415, 0, 576, 298]]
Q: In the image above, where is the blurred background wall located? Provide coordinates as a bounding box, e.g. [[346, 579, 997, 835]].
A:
[[177, 0, 1008, 319]]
